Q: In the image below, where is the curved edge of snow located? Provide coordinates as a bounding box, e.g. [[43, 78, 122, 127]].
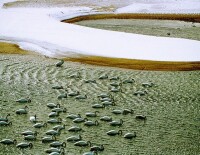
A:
[[0, 0, 200, 62]]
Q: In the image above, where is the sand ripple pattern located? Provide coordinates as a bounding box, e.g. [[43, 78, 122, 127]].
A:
[[0, 55, 199, 155]]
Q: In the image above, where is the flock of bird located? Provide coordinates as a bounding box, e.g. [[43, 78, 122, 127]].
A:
[[0, 60, 153, 155]]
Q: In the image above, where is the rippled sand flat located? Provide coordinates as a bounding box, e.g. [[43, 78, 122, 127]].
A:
[[0, 54, 199, 155], [76, 19, 200, 41]]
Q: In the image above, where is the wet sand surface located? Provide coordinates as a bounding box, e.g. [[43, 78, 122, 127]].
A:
[[0, 54, 199, 155], [76, 19, 200, 41]]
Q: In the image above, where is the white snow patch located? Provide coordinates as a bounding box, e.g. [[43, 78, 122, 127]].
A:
[[116, 0, 200, 13], [0, 0, 200, 61], [18, 42, 53, 56]]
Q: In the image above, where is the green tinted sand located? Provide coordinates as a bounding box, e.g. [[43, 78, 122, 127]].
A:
[[75, 18, 200, 41], [0, 54, 199, 154]]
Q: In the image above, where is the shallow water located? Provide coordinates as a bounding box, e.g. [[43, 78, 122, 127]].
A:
[[76, 19, 200, 41], [0, 54, 199, 155]]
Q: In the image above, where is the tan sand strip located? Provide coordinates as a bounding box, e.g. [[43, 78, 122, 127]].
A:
[[65, 56, 200, 71], [0, 42, 34, 55], [62, 13, 200, 23]]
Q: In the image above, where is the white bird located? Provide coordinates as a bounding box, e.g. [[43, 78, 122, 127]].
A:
[[30, 115, 37, 123]]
